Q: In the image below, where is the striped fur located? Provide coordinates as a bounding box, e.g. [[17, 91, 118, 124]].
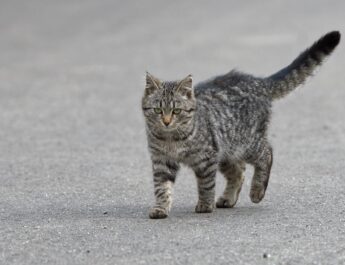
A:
[[142, 31, 340, 218], [267, 31, 341, 100]]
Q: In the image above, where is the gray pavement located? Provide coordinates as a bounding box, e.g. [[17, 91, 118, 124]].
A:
[[1, 1, 345, 264]]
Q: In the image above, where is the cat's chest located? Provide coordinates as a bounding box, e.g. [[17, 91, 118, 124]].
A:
[[155, 140, 193, 162]]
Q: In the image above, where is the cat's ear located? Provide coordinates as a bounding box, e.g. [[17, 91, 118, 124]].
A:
[[176, 74, 193, 99], [145, 71, 161, 96]]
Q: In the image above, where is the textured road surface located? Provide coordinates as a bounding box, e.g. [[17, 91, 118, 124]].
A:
[[1, 1, 345, 264]]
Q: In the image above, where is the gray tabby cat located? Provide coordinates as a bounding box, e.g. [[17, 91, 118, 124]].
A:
[[142, 31, 340, 219]]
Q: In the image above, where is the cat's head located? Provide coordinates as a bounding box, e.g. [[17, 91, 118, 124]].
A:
[[142, 72, 196, 134]]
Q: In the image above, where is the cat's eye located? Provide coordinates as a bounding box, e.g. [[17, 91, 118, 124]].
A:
[[173, 108, 182, 114], [154, 108, 162, 114]]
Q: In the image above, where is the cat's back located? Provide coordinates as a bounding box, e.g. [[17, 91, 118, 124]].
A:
[[196, 70, 266, 93], [194, 70, 270, 108], [194, 70, 271, 135]]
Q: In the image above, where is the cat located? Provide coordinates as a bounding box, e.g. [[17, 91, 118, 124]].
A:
[[141, 31, 340, 219]]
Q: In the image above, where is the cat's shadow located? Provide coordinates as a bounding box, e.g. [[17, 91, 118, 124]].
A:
[[169, 204, 270, 220], [111, 202, 270, 219], [2, 202, 271, 224]]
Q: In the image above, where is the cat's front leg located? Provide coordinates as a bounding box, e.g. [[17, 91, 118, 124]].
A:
[[149, 158, 180, 219], [192, 156, 218, 213]]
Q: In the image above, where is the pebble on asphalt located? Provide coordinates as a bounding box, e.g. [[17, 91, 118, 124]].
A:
[[263, 253, 271, 258]]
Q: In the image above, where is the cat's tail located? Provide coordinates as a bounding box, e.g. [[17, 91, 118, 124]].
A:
[[265, 31, 341, 100]]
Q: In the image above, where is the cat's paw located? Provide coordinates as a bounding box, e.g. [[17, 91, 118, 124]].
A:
[[216, 196, 236, 208], [149, 207, 168, 219], [195, 201, 214, 213], [250, 186, 265, 203]]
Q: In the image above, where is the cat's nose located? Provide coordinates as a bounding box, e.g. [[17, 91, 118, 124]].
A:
[[163, 115, 172, 126]]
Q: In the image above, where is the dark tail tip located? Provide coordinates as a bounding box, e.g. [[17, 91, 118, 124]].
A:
[[317, 31, 341, 54]]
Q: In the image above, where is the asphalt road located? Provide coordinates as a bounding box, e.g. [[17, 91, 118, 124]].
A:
[[1, 1, 345, 264]]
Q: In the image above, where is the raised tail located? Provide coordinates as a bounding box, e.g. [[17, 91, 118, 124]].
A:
[[266, 31, 341, 100]]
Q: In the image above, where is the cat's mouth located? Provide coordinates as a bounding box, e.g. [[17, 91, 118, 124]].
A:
[[160, 125, 176, 132], [159, 120, 176, 130]]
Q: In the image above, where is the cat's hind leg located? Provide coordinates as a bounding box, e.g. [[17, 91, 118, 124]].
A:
[[216, 160, 245, 208], [248, 143, 273, 203]]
